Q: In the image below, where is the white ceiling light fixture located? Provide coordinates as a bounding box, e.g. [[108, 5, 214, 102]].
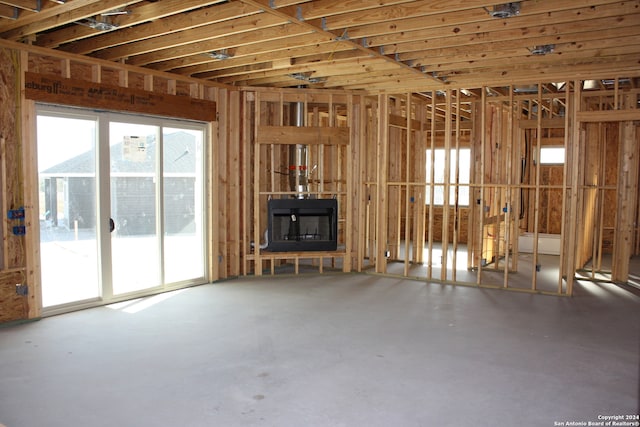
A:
[[205, 49, 233, 60], [485, 2, 521, 18], [289, 73, 322, 84], [101, 9, 131, 16], [528, 44, 555, 55], [75, 18, 118, 31]]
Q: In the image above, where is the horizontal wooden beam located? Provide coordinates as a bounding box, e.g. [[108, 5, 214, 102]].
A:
[[389, 113, 421, 131], [24, 72, 216, 122], [577, 109, 640, 122], [519, 118, 567, 129], [256, 125, 349, 145]]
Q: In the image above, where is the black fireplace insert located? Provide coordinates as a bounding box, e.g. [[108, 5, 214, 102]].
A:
[[267, 198, 338, 252]]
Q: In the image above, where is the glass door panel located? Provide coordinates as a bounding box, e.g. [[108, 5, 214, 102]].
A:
[[109, 122, 160, 295], [38, 114, 100, 307], [162, 127, 205, 283]]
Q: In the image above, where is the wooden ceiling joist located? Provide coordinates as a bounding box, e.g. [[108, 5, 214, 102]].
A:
[[0, 4, 19, 20], [0, 0, 40, 12], [37, 0, 231, 49], [0, 0, 638, 92]]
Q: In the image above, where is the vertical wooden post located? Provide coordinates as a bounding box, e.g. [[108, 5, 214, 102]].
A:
[[588, 123, 601, 280], [23, 97, 41, 318], [558, 83, 570, 294], [636, 131, 640, 257], [0, 133, 8, 270], [512, 98, 521, 273], [216, 89, 228, 279], [468, 101, 479, 272], [532, 84, 542, 291], [344, 93, 354, 272], [493, 105, 502, 272], [241, 92, 252, 276], [565, 80, 582, 296], [427, 93, 436, 280], [404, 93, 412, 277], [119, 70, 128, 88], [612, 93, 639, 282], [477, 88, 487, 285], [253, 92, 262, 276], [11, 49, 39, 317], [210, 111, 221, 281], [415, 101, 426, 265], [452, 90, 461, 282], [596, 124, 607, 271], [91, 64, 101, 83], [375, 94, 389, 273], [356, 98, 367, 272], [503, 86, 514, 289], [61, 58, 70, 78], [229, 90, 241, 277], [441, 89, 452, 281]]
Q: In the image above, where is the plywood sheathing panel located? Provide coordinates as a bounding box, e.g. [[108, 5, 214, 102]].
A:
[[603, 123, 619, 253], [0, 47, 29, 322], [0, 270, 28, 323], [579, 123, 601, 269]]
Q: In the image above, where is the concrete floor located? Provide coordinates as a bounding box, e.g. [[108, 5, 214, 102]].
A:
[[0, 273, 638, 427]]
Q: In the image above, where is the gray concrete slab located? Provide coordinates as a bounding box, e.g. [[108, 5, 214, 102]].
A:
[[0, 273, 638, 427]]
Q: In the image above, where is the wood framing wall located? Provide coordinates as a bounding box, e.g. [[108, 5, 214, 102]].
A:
[[240, 89, 359, 275], [344, 84, 640, 295], [1, 38, 640, 324]]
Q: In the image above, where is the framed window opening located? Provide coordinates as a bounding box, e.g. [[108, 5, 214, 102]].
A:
[[539, 147, 566, 165]]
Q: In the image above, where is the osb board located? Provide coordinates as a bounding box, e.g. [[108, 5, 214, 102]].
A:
[[0, 271, 28, 323], [175, 81, 193, 98], [540, 166, 564, 234], [604, 123, 619, 186], [0, 48, 26, 269], [424, 207, 470, 243], [547, 191, 563, 234], [69, 62, 93, 80], [603, 123, 619, 253], [27, 54, 62, 75], [602, 229, 615, 253], [99, 68, 122, 87], [153, 76, 170, 95], [127, 72, 146, 91]]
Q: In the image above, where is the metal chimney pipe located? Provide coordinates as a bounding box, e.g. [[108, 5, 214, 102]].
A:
[[289, 101, 308, 198]]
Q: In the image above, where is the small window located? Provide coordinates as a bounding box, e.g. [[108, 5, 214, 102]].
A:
[[539, 147, 565, 164]]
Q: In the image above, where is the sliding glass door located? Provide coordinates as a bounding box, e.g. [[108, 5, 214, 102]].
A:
[[37, 106, 207, 313], [162, 127, 205, 284], [38, 113, 100, 307], [109, 122, 161, 296]]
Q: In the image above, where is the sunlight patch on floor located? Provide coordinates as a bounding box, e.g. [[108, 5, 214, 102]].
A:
[[106, 289, 188, 314]]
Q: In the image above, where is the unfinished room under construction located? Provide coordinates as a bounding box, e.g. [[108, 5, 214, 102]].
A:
[[0, 1, 638, 426]]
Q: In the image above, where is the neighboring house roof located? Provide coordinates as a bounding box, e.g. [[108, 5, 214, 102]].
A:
[[42, 131, 197, 176]]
